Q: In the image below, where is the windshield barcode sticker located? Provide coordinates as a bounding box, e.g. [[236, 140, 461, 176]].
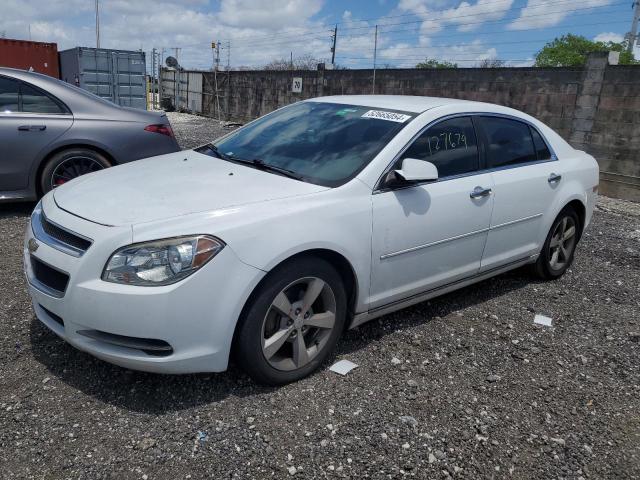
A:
[[361, 110, 411, 123]]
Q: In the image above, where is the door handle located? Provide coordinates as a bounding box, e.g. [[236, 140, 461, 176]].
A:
[[548, 173, 562, 184], [18, 125, 46, 131], [470, 186, 492, 199]]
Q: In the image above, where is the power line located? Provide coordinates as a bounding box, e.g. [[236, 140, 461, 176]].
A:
[[225, 18, 629, 56], [177, 0, 625, 51], [226, 4, 628, 51], [214, 0, 604, 44]]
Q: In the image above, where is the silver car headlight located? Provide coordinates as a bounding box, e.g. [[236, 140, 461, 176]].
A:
[[102, 235, 224, 286]]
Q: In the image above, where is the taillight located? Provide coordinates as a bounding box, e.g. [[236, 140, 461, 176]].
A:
[[144, 124, 175, 138]]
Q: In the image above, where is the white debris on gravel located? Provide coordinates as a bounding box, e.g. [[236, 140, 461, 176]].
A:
[[534, 314, 553, 327], [329, 359, 358, 376]]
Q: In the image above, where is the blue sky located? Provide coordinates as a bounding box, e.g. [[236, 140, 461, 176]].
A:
[[1, 0, 637, 69]]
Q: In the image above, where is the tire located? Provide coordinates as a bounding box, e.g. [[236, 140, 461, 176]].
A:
[[532, 206, 581, 280], [235, 257, 347, 385], [40, 148, 112, 194]]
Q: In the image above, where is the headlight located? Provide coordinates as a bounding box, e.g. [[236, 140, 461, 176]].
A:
[[102, 235, 224, 286]]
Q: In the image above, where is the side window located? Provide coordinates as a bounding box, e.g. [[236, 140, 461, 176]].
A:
[[402, 116, 479, 178], [0, 77, 20, 112], [20, 82, 66, 114], [478, 116, 537, 168], [530, 126, 552, 160]]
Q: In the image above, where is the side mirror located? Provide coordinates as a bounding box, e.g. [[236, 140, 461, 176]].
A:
[[394, 158, 438, 182]]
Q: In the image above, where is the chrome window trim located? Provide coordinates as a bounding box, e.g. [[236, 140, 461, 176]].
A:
[[31, 204, 93, 257], [373, 111, 558, 194]]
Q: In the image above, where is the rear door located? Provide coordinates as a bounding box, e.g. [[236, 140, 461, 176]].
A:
[[0, 76, 73, 190], [476, 115, 562, 270]]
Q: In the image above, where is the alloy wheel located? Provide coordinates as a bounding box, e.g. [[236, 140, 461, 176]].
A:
[[51, 156, 105, 189], [548, 216, 577, 271], [261, 277, 337, 371]]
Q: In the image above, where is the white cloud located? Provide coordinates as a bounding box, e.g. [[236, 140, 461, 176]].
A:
[[386, 1, 511, 67], [399, 0, 513, 35], [441, 0, 514, 32], [508, 0, 612, 31], [218, 0, 323, 29], [594, 32, 624, 43], [0, 0, 332, 69]]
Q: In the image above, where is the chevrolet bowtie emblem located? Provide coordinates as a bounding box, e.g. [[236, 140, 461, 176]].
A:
[[28, 238, 39, 253]]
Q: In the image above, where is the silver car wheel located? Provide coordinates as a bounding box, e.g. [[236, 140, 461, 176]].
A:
[[548, 216, 577, 270], [261, 277, 337, 372], [51, 156, 105, 189]]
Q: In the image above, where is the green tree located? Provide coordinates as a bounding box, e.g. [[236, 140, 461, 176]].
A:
[[535, 34, 638, 67], [415, 58, 458, 69]]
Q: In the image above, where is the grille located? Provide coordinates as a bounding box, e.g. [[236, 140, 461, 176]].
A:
[[40, 214, 92, 253], [31, 256, 69, 296]]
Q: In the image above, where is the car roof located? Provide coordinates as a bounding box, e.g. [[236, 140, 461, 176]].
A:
[[0, 67, 157, 120], [0, 66, 66, 87], [306, 95, 483, 114]]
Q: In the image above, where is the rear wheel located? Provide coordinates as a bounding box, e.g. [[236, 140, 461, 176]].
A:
[[533, 207, 580, 280], [235, 258, 347, 385], [41, 148, 111, 194]]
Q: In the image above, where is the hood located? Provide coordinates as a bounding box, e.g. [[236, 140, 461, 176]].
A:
[[53, 150, 328, 226]]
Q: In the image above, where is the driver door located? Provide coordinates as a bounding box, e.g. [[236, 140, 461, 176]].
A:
[[369, 116, 494, 308]]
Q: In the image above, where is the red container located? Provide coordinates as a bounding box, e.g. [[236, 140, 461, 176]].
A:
[[0, 38, 60, 78]]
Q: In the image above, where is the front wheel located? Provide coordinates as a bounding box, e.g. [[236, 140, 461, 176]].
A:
[[41, 148, 111, 194], [235, 258, 347, 385], [533, 207, 580, 280]]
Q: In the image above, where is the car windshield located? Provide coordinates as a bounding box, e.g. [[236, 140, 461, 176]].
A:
[[204, 102, 415, 187]]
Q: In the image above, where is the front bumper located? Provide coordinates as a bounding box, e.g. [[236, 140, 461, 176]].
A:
[[24, 194, 265, 374]]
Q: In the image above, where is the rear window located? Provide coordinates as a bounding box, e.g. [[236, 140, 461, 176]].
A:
[[530, 126, 552, 160], [478, 116, 537, 169], [20, 82, 66, 114]]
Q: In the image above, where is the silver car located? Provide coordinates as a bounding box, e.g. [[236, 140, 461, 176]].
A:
[[0, 67, 180, 201]]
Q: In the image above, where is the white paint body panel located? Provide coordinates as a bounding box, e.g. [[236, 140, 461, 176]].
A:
[[23, 95, 599, 373], [370, 173, 494, 307]]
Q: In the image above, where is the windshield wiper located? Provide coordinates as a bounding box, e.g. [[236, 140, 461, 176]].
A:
[[248, 158, 304, 180], [203, 143, 231, 161]]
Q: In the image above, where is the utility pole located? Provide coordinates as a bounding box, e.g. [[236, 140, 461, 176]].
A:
[[213, 41, 221, 120], [174, 47, 180, 110], [226, 41, 231, 70], [330, 24, 338, 66], [159, 48, 165, 107], [290, 51, 294, 70], [627, 1, 640, 53], [372, 25, 378, 94], [95, 0, 100, 48], [151, 48, 157, 109]]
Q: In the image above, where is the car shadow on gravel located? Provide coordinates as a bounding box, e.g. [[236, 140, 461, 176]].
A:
[[28, 267, 537, 414], [336, 268, 536, 355]]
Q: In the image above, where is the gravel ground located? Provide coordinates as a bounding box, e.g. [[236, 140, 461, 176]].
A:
[[1, 112, 639, 479]]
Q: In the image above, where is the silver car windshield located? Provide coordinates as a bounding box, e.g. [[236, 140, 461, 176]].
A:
[[208, 102, 415, 187]]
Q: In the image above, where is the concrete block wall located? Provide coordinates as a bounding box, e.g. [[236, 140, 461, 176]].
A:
[[193, 57, 639, 201]]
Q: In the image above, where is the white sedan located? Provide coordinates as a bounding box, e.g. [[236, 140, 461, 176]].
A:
[[24, 96, 599, 385]]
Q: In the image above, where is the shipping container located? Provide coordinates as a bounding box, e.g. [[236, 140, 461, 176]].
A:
[[0, 38, 59, 77], [59, 47, 147, 110], [160, 68, 204, 113]]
